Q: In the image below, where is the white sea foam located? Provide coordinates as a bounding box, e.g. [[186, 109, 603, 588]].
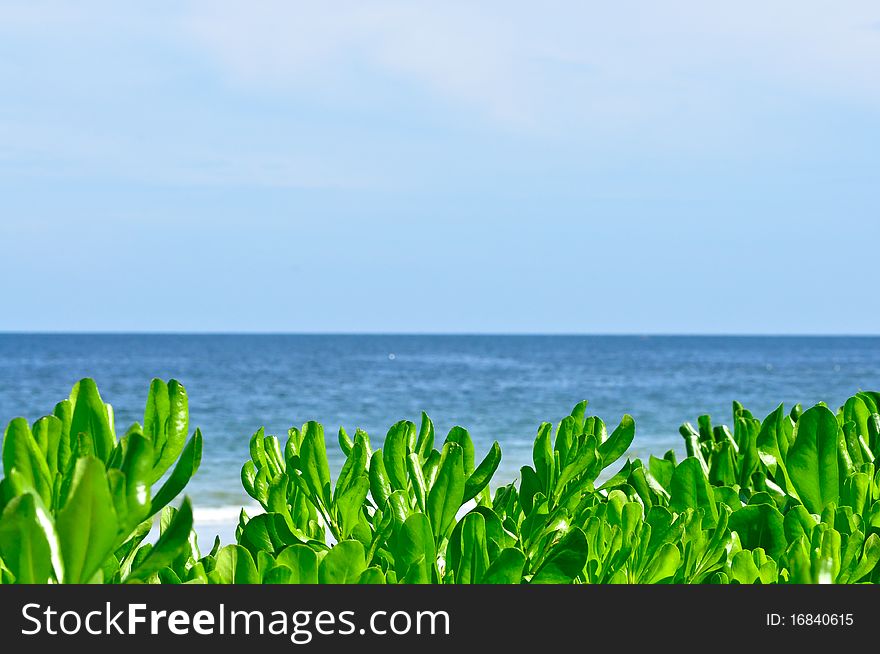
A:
[[193, 504, 264, 525]]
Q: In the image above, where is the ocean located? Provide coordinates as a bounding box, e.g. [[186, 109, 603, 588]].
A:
[[2, 334, 879, 540]]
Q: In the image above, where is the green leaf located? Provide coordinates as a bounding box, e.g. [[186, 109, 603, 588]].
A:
[[148, 379, 189, 482], [531, 527, 588, 584], [481, 547, 525, 584], [275, 545, 319, 583], [532, 423, 553, 492], [368, 451, 393, 509], [238, 513, 301, 557], [783, 504, 817, 545], [69, 379, 116, 463], [728, 503, 786, 559], [847, 533, 880, 583], [639, 542, 680, 583], [0, 493, 62, 583], [843, 396, 872, 449], [358, 567, 386, 584], [396, 513, 435, 584], [56, 457, 119, 584], [426, 442, 465, 541], [334, 474, 369, 538], [455, 512, 489, 584], [648, 455, 674, 490], [319, 540, 366, 583], [1, 418, 52, 505], [335, 433, 369, 497], [31, 415, 63, 479], [598, 415, 635, 468], [406, 453, 428, 512], [679, 423, 709, 476], [669, 458, 718, 521], [214, 544, 259, 584], [445, 426, 475, 476], [553, 435, 599, 499], [384, 421, 414, 491], [338, 426, 354, 457], [125, 499, 194, 582], [730, 550, 761, 584], [570, 401, 588, 433], [118, 432, 153, 530], [756, 405, 796, 493], [150, 430, 203, 517], [735, 416, 761, 487], [300, 421, 332, 508], [416, 412, 435, 460], [787, 405, 840, 514], [463, 441, 501, 504]]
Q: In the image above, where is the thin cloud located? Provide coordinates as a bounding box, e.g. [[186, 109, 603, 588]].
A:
[[183, 0, 880, 130]]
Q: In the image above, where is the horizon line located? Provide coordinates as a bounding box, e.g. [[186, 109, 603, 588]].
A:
[[1, 330, 878, 338]]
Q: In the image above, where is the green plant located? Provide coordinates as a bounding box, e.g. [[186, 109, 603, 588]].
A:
[[218, 391, 880, 584], [5, 379, 880, 585], [0, 379, 202, 583]]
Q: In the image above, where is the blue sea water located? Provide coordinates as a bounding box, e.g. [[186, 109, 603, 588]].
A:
[[2, 334, 879, 520]]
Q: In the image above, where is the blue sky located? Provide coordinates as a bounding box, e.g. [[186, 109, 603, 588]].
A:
[[1, 1, 878, 333]]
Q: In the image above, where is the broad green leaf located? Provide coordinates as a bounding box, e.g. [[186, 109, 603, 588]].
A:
[[358, 567, 386, 584], [426, 442, 465, 540], [338, 426, 354, 457], [319, 540, 366, 584], [334, 474, 369, 538], [238, 513, 301, 557], [445, 426, 475, 476], [787, 405, 840, 514], [756, 405, 796, 492], [118, 432, 153, 530], [406, 453, 428, 512], [669, 458, 718, 521], [275, 545, 319, 583], [639, 542, 680, 583], [736, 416, 761, 487], [730, 550, 761, 584], [598, 415, 635, 468], [783, 504, 817, 545], [570, 400, 588, 433], [383, 421, 413, 492], [368, 451, 393, 508], [125, 499, 194, 582], [397, 513, 435, 584], [149, 379, 189, 482], [728, 504, 786, 559], [214, 544, 259, 584], [69, 379, 116, 463], [335, 434, 369, 497], [482, 547, 525, 584], [531, 527, 588, 584], [553, 417, 575, 468], [843, 396, 872, 448], [463, 441, 501, 504], [56, 457, 119, 583], [2, 418, 52, 505], [300, 421, 331, 508], [150, 430, 203, 517], [648, 455, 674, 491], [416, 412, 435, 460], [0, 493, 61, 584], [532, 423, 553, 492], [455, 512, 489, 584], [679, 423, 709, 476], [554, 435, 599, 499], [846, 533, 880, 583], [31, 415, 63, 479]]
